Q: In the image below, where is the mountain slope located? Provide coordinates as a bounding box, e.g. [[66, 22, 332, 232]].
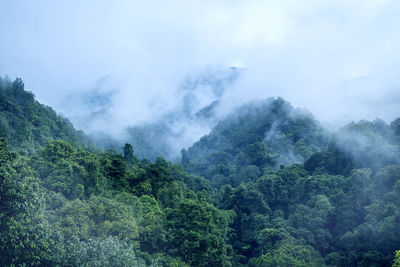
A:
[[181, 97, 329, 186], [0, 76, 93, 155]]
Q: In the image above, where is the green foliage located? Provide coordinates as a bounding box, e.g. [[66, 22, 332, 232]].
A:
[[182, 98, 328, 187], [304, 140, 355, 176], [30, 140, 108, 198], [215, 158, 400, 265], [394, 250, 400, 267], [101, 151, 130, 190], [0, 138, 50, 265], [254, 240, 323, 267], [0, 77, 93, 155], [53, 236, 143, 267], [123, 142, 138, 164], [138, 195, 165, 253], [56, 194, 140, 242], [165, 198, 232, 266]]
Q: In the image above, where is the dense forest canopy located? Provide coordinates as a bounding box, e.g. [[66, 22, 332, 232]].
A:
[[1, 77, 400, 266]]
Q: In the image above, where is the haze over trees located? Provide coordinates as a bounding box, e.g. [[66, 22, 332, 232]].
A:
[[1, 77, 400, 266]]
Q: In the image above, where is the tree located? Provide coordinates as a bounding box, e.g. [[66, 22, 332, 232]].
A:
[[123, 143, 137, 164], [0, 138, 49, 265], [254, 241, 323, 267], [166, 199, 231, 266], [394, 250, 400, 267]]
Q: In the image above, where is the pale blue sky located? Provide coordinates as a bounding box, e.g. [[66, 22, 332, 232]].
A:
[[1, 0, 400, 133]]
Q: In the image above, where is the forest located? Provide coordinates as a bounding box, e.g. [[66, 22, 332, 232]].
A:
[[1, 76, 400, 266]]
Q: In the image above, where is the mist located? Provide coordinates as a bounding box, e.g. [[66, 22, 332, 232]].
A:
[[1, 0, 400, 151]]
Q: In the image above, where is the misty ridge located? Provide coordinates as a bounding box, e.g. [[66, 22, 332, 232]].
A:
[[64, 66, 242, 161], [56, 66, 400, 175]]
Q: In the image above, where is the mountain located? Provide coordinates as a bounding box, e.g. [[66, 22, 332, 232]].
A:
[[0, 76, 93, 155], [181, 97, 329, 187], [85, 66, 242, 161]]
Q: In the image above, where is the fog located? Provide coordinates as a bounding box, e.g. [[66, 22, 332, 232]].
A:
[[1, 0, 400, 144]]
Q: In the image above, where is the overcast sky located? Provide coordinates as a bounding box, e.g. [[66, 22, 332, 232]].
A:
[[1, 0, 400, 133]]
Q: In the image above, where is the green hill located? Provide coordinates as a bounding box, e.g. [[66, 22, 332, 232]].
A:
[[181, 97, 329, 187], [0, 76, 93, 155]]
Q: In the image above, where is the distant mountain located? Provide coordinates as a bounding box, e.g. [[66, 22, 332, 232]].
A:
[[181, 97, 329, 187], [59, 75, 116, 133], [89, 66, 243, 161], [123, 66, 242, 161], [0, 76, 93, 155], [178, 66, 241, 118]]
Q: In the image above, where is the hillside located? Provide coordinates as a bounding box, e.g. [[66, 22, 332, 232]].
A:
[[0, 76, 93, 155], [181, 97, 329, 187]]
